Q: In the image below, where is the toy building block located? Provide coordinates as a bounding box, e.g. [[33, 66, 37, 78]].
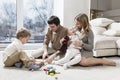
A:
[[43, 66, 60, 76]]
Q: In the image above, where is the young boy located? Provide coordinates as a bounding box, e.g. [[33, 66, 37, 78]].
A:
[[3, 28, 41, 70]]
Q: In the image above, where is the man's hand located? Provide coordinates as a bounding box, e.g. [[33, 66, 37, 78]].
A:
[[42, 52, 48, 59], [45, 51, 59, 64]]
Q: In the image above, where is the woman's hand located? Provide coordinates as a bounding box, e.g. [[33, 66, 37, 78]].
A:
[[73, 40, 83, 47]]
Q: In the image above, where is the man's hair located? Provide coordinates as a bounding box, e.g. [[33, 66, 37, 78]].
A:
[[16, 28, 31, 39], [47, 15, 60, 26]]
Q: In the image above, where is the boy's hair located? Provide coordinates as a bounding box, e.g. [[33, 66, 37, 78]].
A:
[[16, 28, 31, 39], [47, 15, 60, 26]]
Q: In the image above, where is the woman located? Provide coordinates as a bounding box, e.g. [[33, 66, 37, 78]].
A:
[[73, 13, 116, 66]]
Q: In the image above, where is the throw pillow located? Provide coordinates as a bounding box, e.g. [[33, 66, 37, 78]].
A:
[[92, 27, 106, 35], [108, 22, 120, 31], [102, 30, 120, 37], [90, 18, 114, 27]]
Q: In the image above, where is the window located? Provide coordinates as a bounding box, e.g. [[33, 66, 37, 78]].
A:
[[0, 0, 53, 43], [0, 0, 16, 43], [23, 0, 53, 43]]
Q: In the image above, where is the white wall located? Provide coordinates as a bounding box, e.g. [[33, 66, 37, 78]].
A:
[[53, 0, 64, 25], [64, 0, 90, 28], [54, 0, 90, 28]]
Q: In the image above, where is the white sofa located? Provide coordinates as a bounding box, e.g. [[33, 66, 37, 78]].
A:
[[90, 18, 120, 57]]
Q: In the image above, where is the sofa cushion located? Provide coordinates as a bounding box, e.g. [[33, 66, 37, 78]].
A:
[[116, 39, 120, 48], [94, 36, 117, 50], [93, 49, 117, 57], [94, 39, 117, 50], [94, 35, 120, 50], [118, 49, 120, 56]]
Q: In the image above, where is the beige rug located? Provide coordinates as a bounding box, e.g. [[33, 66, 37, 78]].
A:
[[0, 53, 120, 80]]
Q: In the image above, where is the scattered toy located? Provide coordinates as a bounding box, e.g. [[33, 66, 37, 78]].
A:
[[29, 59, 45, 71], [43, 66, 60, 76]]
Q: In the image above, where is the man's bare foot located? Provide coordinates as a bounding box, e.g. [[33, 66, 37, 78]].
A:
[[102, 58, 116, 66]]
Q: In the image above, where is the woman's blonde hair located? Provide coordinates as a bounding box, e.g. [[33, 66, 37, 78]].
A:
[[16, 28, 31, 39], [75, 13, 90, 34]]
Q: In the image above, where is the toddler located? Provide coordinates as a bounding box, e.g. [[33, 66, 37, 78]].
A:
[[54, 28, 84, 69]]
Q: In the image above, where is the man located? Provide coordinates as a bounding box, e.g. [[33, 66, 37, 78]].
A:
[[32, 16, 68, 60]]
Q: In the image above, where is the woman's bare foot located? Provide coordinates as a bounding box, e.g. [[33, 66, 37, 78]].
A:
[[102, 58, 116, 66]]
